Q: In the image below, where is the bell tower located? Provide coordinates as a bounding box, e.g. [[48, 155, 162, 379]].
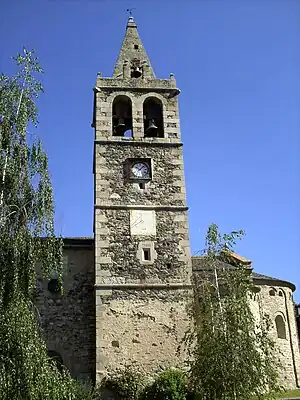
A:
[[93, 17, 192, 380]]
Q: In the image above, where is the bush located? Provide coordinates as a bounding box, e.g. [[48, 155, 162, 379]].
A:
[[99, 367, 144, 400], [141, 368, 187, 400]]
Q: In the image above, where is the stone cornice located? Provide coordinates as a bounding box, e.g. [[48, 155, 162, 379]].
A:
[[94, 283, 192, 290], [94, 139, 183, 147], [94, 204, 188, 211]]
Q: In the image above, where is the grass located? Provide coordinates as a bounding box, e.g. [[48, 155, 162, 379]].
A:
[[273, 389, 300, 399]]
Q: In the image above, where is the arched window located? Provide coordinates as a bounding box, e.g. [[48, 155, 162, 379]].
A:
[[112, 96, 132, 137], [269, 289, 276, 296], [143, 97, 164, 138], [275, 315, 287, 339], [48, 270, 61, 293], [278, 290, 283, 297], [48, 350, 64, 372]]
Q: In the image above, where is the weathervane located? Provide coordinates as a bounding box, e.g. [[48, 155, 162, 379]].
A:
[[126, 8, 136, 16]]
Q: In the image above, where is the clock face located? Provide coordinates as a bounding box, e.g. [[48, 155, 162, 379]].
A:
[[131, 162, 150, 179]]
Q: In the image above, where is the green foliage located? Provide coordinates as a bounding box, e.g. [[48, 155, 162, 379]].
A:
[[100, 367, 144, 400], [141, 369, 187, 400], [184, 223, 280, 400], [0, 49, 94, 399]]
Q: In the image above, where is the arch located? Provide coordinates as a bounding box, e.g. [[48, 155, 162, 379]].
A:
[[143, 96, 164, 138], [139, 92, 167, 106], [269, 288, 276, 296], [112, 95, 133, 137], [48, 350, 64, 372], [278, 290, 283, 297], [275, 314, 287, 339]]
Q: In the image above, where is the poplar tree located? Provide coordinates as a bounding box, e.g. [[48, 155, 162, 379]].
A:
[[185, 224, 280, 399], [0, 49, 93, 400]]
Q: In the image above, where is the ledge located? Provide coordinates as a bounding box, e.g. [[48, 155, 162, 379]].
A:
[[94, 204, 188, 211], [94, 282, 192, 290], [95, 78, 178, 90], [94, 139, 183, 147], [95, 86, 180, 99]]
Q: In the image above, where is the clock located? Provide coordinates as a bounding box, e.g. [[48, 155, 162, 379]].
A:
[[131, 161, 150, 179]]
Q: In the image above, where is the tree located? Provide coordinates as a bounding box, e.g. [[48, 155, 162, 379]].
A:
[[0, 49, 94, 399], [184, 223, 280, 400]]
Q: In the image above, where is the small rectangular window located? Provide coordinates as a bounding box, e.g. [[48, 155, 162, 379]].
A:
[[134, 44, 139, 49], [139, 182, 146, 189], [143, 248, 151, 261]]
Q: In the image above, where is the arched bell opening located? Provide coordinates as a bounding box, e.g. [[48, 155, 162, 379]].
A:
[[112, 95, 133, 137], [143, 97, 164, 138], [130, 58, 143, 78]]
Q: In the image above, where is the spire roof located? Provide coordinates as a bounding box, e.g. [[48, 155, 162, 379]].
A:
[[113, 17, 155, 79]]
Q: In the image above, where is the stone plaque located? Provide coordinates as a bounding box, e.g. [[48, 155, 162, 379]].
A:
[[130, 210, 156, 236]]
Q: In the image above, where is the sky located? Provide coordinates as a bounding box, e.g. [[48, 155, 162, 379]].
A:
[[1, 0, 299, 299]]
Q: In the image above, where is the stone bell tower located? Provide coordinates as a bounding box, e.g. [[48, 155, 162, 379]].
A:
[[92, 17, 192, 380]]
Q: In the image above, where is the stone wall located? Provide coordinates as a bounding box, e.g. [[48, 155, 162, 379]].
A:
[[253, 284, 300, 389], [95, 144, 185, 208], [95, 288, 191, 381], [35, 243, 300, 389], [94, 66, 192, 380], [94, 89, 180, 141], [95, 209, 190, 284], [36, 242, 95, 382]]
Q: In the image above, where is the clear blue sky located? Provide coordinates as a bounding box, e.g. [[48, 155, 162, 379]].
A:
[[1, 0, 299, 298]]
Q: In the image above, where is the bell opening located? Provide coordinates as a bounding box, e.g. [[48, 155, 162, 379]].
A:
[[112, 96, 133, 137], [143, 97, 164, 138], [131, 67, 142, 78]]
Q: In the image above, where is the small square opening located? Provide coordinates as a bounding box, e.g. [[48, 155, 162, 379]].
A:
[[134, 44, 139, 49], [143, 248, 151, 261], [139, 182, 146, 190]]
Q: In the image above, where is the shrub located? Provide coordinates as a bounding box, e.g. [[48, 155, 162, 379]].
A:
[[99, 367, 144, 400], [141, 368, 187, 400]]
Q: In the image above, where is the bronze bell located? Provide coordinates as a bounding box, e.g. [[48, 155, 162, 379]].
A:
[[115, 118, 126, 135], [146, 119, 158, 136], [131, 67, 142, 78]]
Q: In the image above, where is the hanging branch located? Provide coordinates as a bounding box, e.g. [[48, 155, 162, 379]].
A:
[[0, 68, 25, 221]]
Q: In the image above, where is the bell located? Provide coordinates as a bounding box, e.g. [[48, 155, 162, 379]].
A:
[[146, 119, 158, 136], [131, 67, 142, 78], [115, 118, 126, 135]]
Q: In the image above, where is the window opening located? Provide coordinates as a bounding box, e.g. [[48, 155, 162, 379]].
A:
[[130, 58, 142, 78], [275, 315, 287, 339], [134, 44, 139, 49], [112, 96, 133, 136], [143, 97, 164, 138], [139, 182, 146, 189], [48, 275, 61, 293], [269, 289, 276, 296], [48, 350, 63, 372], [143, 248, 151, 261]]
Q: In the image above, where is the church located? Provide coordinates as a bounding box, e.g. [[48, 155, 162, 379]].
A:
[[36, 17, 300, 389]]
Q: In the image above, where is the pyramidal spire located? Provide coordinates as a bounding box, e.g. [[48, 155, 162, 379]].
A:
[[113, 17, 155, 79]]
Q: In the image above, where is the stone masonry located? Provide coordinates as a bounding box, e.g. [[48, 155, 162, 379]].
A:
[[93, 16, 192, 380], [37, 243, 300, 388], [35, 239, 95, 381], [36, 16, 300, 390]]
